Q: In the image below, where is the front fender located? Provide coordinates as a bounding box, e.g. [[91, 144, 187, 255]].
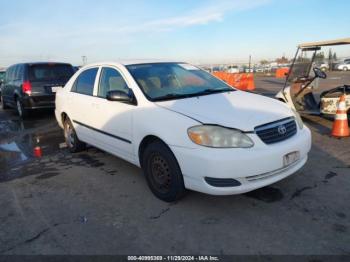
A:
[[133, 105, 200, 163]]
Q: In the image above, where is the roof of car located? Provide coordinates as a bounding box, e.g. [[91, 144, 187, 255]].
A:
[[7, 62, 73, 68], [299, 38, 350, 49], [82, 60, 184, 67]]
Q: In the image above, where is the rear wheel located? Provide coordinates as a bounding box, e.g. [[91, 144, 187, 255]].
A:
[[142, 140, 186, 202], [64, 118, 86, 153], [343, 67, 348, 71], [16, 98, 28, 118]]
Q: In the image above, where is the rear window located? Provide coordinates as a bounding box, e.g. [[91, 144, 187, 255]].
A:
[[29, 64, 74, 82]]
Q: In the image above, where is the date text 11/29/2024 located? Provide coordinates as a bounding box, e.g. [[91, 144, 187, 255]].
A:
[[127, 255, 220, 261]]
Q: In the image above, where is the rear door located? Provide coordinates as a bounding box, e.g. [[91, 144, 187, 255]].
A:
[[67, 67, 100, 143]]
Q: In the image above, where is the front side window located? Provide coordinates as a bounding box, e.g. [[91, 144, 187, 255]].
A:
[[73, 68, 98, 96], [98, 67, 129, 98], [126, 63, 233, 101]]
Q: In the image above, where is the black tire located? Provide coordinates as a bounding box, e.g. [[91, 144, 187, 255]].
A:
[[343, 67, 348, 71], [142, 140, 186, 202], [15, 98, 28, 118], [64, 118, 86, 153], [1, 96, 9, 109]]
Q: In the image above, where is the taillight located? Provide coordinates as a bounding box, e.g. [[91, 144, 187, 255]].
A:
[[22, 81, 32, 95]]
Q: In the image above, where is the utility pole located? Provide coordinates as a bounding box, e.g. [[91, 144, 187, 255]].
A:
[[81, 56, 87, 65], [248, 55, 252, 72]]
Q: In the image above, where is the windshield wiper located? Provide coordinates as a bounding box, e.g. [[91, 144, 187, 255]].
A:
[[191, 88, 234, 96], [153, 93, 192, 101], [153, 88, 234, 102]]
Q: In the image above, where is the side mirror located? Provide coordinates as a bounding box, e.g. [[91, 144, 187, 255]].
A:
[[106, 90, 135, 104]]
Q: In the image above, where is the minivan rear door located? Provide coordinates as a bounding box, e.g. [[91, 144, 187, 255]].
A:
[[27, 63, 74, 95]]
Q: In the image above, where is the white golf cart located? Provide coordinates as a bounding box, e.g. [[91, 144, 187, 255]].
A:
[[276, 38, 350, 116]]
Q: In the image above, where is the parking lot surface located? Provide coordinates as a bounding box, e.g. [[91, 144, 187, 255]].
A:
[[0, 73, 349, 255]]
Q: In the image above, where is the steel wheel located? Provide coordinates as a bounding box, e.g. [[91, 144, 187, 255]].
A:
[[149, 153, 172, 194], [64, 121, 75, 148], [142, 140, 186, 202], [63, 118, 86, 153]]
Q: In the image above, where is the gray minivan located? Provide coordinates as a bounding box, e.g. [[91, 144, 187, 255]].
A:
[[1, 62, 74, 118]]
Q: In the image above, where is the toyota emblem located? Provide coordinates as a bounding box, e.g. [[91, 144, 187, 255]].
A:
[[278, 125, 287, 135]]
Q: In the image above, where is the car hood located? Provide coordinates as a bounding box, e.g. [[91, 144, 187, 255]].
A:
[[155, 91, 294, 131]]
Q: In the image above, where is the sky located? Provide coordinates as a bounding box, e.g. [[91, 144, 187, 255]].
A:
[[0, 0, 349, 66]]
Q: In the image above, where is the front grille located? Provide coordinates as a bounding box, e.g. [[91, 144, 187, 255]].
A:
[[255, 117, 297, 144]]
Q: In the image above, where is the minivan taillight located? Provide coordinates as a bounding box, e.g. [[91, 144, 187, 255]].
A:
[[22, 81, 32, 95]]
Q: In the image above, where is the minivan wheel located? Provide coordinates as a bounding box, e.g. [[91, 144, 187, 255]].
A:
[[142, 141, 186, 202], [64, 118, 86, 153], [16, 98, 28, 118]]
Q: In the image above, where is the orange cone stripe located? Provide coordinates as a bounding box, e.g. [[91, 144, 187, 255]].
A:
[[335, 114, 348, 120], [338, 102, 346, 110]]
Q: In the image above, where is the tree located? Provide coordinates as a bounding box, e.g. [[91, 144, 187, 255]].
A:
[[328, 49, 333, 71], [333, 52, 337, 61], [276, 56, 289, 64], [314, 52, 325, 63], [260, 59, 269, 65]]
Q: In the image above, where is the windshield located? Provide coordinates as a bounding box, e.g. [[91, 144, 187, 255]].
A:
[[288, 50, 315, 82], [29, 64, 74, 82], [126, 63, 234, 101]]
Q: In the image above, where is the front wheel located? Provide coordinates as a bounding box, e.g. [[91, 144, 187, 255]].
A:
[[142, 141, 186, 202], [343, 67, 348, 71], [64, 118, 86, 153]]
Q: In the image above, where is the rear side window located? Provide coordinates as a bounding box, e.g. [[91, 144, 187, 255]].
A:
[[72, 68, 98, 96], [16, 65, 24, 80], [28, 64, 74, 82]]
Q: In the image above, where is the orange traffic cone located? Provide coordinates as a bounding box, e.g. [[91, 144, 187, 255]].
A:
[[331, 94, 349, 137]]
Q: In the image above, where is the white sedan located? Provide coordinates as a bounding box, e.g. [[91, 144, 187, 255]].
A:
[[337, 61, 350, 71], [55, 61, 311, 202]]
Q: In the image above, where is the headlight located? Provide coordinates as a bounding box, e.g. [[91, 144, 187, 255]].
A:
[[292, 108, 304, 129], [187, 125, 254, 148]]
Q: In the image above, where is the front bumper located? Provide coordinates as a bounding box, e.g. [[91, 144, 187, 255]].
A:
[[170, 126, 311, 195]]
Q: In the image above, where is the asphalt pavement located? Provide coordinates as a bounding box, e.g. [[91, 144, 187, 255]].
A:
[[0, 73, 349, 255]]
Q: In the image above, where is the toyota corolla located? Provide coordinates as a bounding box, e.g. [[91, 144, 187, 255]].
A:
[[55, 61, 311, 202]]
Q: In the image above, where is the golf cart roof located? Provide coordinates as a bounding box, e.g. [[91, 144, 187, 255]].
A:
[[299, 38, 350, 49]]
